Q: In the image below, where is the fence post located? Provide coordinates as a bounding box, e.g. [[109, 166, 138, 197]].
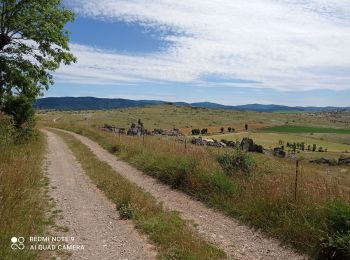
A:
[[143, 134, 145, 146], [185, 138, 187, 150], [294, 160, 299, 201]]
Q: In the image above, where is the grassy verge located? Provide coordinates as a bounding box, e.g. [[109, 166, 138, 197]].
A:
[[0, 121, 49, 259], [262, 125, 350, 134], [50, 124, 350, 259], [52, 129, 225, 259]]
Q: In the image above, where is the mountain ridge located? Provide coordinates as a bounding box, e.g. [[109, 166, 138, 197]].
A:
[[34, 97, 350, 112]]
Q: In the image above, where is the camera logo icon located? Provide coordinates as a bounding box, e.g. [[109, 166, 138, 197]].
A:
[[11, 237, 25, 250]]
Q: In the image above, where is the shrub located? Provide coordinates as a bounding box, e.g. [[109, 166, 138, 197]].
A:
[[217, 149, 256, 175], [3, 95, 35, 130]]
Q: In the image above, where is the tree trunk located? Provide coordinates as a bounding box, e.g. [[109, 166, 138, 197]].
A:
[[0, 33, 10, 50], [0, 79, 4, 110]]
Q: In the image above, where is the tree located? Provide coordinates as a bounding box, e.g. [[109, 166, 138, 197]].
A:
[[245, 123, 248, 131], [220, 127, 224, 133], [0, 0, 76, 110], [228, 127, 231, 132]]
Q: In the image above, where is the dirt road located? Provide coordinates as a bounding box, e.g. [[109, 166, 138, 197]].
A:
[[42, 129, 156, 260], [54, 128, 306, 260]]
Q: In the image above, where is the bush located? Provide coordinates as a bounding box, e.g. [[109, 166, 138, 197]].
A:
[[318, 201, 350, 259], [191, 129, 200, 135], [217, 149, 256, 175], [3, 95, 35, 130]]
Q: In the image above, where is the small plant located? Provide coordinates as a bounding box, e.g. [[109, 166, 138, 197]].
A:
[[116, 196, 133, 220], [109, 144, 121, 154]]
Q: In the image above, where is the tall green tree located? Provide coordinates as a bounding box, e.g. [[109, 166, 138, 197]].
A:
[[0, 0, 76, 111]]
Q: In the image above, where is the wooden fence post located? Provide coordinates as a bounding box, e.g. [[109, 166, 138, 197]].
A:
[[294, 160, 299, 201]]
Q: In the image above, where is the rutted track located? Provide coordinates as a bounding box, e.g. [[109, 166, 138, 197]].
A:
[[42, 129, 156, 260], [52, 128, 307, 260]]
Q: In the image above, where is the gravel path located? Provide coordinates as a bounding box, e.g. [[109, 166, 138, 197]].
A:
[[42, 129, 156, 260], [54, 128, 307, 260]]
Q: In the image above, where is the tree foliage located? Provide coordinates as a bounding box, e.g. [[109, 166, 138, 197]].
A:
[[0, 0, 76, 110]]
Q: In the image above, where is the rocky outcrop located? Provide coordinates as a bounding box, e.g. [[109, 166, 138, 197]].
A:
[[191, 137, 226, 147], [101, 124, 126, 134], [240, 138, 264, 153], [127, 119, 149, 136], [338, 157, 350, 166], [310, 158, 331, 165]]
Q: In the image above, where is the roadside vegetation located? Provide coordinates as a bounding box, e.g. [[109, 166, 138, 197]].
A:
[[0, 116, 49, 260], [52, 129, 225, 259], [49, 122, 350, 259]]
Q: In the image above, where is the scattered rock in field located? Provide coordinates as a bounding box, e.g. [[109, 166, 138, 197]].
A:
[[240, 138, 264, 153], [338, 157, 350, 166], [221, 139, 237, 147], [191, 137, 226, 147], [153, 128, 183, 137], [273, 147, 286, 158], [101, 124, 126, 134], [309, 158, 338, 166]]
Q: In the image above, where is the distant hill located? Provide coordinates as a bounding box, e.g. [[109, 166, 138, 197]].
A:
[[34, 97, 349, 112], [34, 97, 158, 110]]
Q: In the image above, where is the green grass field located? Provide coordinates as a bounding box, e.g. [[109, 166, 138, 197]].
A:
[[263, 125, 350, 134], [211, 132, 350, 157]]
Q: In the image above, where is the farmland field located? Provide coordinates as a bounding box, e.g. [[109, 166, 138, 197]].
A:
[[263, 125, 350, 134], [211, 132, 350, 158]]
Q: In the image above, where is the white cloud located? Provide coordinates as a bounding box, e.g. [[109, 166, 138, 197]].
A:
[[57, 0, 350, 91]]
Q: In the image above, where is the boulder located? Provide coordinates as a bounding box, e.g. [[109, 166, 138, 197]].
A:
[[273, 147, 286, 158], [240, 138, 264, 153]]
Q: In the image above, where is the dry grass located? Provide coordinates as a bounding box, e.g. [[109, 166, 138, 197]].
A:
[[0, 126, 49, 260]]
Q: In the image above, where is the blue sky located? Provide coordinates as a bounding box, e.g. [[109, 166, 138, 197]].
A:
[[46, 1, 350, 106]]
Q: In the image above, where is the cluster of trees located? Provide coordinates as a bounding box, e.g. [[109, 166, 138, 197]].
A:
[[220, 127, 236, 133], [280, 140, 328, 153], [192, 128, 209, 135], [0, 0, 75, 132]]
